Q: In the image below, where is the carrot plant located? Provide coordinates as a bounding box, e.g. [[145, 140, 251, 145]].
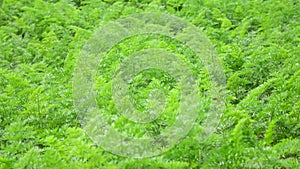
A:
[[0, 0, 299, 168]]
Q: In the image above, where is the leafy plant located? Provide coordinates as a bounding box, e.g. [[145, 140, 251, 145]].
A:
[[0, 0, 299, 168]]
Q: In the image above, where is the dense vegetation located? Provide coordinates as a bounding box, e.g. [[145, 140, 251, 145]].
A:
[[0, 0, 299, 168]]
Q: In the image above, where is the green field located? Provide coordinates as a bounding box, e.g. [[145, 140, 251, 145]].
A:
[[0, 0, 299, 168]]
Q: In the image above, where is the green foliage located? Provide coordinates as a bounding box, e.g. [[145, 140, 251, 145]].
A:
[[0, 0, 299, 168]]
